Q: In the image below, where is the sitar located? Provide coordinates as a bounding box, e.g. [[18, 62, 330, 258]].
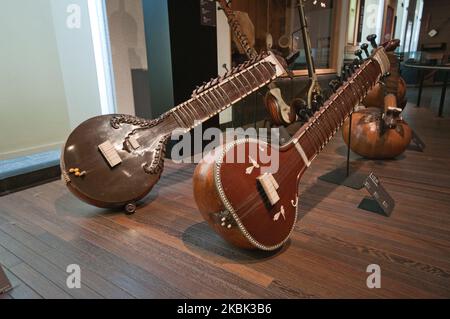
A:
[[193, 47, 390, 250], [61, 52, 286, 212]]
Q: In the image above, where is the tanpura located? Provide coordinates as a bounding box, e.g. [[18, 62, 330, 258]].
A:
[[342, 94, 412, 159]]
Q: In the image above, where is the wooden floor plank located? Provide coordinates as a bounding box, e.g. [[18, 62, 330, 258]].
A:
[[3, 267, 42, 299], [8, 263, 71, 299], [0, 229, 101, 299], [0, 221, 134, 299], [0, 101, 449, 298]]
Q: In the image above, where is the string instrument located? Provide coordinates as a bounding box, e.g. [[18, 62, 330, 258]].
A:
[[342, 36, 412, 159], [290, 0, 323, 121], [216, 0, 296, 126], [61, 52, 286, 212], [342, 95, 412, 159], [193, 47, 389, 250], [362, 36, 407, 109]]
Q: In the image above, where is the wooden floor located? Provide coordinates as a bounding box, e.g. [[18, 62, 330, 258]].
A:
[[1, 94, 450, 298]]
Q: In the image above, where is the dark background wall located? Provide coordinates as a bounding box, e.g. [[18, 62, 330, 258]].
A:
[[167, 0, 218, 104], [167, 0, 220, 156]]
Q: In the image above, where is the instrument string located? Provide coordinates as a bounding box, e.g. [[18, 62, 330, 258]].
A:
[[233, 57, 383, 223]]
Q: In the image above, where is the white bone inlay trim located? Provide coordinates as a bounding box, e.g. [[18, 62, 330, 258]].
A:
[[294, 142, 310, 167], [129, 136, 140, 149], [214, 138, 298, 251], [257, 173, 280, 205], [268, 173, 279, 189], [245, 156, 260, 175], [273, 206, 286, 221]]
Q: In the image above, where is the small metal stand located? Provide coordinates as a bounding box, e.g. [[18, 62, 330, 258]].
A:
[[407, 129, 426, 152], [358, 173, 395, 217], [318, 111, 366, 189], [0, 265, 12, 295]]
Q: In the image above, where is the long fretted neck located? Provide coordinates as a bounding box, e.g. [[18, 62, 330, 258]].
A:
[[292, 48, 389, 163], [156, 52, 285, 134]]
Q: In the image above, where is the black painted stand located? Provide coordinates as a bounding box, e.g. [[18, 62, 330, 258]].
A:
[[358, 197, 387, 215], [0, 265, 12, 295], [318, 111, 366, 189], [439, 71, 448, 117], [407, 129, 426, 152], [358, 173, 395, 217], [416, 69, 425, 107]]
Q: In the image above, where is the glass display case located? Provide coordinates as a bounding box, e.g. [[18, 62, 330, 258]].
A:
[[229, 0, 340, 75]]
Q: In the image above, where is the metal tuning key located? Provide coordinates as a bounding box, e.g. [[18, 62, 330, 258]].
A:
[[293, 98, 311, 122], [354, 49, 364, 61], [328, 80, 336, 93], [341, 67, 347, 82], [345, 64, 353, 77]]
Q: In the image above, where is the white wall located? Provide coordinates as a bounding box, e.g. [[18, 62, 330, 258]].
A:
[[0, 0, 71, 160], [360, 0, 386, 45], [216, 2, 232, 125], [51, 0, 105, 128], [0, 0, 106, 160], [106, 0, 148, 115]]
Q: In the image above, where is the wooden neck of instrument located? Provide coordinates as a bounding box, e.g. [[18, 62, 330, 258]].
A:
[[291, 55, 384, 164], [384, 94, 397, 112]]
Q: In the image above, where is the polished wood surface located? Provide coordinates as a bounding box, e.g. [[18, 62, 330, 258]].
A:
[[62, 53, 285, 209], [194, 140, 306, 250], [342, 107, 413, 159], [193, 49, 386, 250], [62, 115, 171, 209], [0, 104, 449, 298]]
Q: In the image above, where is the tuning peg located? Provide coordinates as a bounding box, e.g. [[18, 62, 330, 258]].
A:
[[328, 81, 335, 92], [286, 50, 300, 67], [292, 98, 310, 121], [354, 49, 363, 61], [367, 34, 378, 49], [341, 67, 347, 81], [350, 63, 357, 74], [345, 64, 353, 77], [328, 79, 339, 93], [352, 58, 361, 68], [361, 43, 370, 58]]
